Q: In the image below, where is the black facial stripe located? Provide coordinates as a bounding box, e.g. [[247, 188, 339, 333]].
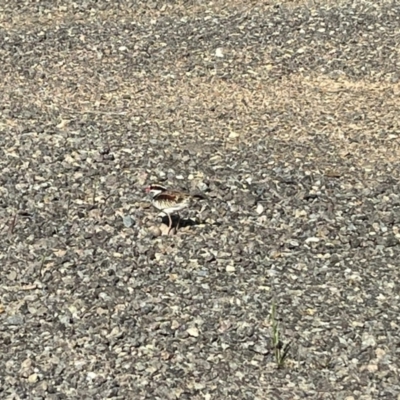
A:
[[150, 185, 166, 191]]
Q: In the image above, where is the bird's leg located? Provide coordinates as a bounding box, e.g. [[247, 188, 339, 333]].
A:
[[176, 213, 181, 231], [157, 212, 173, 234], [166, 212, 173, 234]]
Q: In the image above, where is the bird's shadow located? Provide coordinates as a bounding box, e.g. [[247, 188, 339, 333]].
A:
[[160, 215, 201, 229]]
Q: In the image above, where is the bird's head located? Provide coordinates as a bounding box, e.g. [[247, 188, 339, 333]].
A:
[[145, 184, 167, 197]]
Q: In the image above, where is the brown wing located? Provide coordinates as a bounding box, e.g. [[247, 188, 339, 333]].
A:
[[154, 191, 189, 202], [156, 190, 205, 203], [155, 193, 178, 201]]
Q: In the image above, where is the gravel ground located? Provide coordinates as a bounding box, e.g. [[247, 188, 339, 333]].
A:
[[1, 0, 400, 399]]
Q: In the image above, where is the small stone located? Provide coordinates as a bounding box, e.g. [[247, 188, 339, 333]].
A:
[[228, 131, 239, 139], [28, 373, 38, 383], [122, 215, 135, 228], [305, 237, 320, 243], [362, 333, 376, 349], [197, 181, 209, 192], [137, 171, 148, 185], [8, 270, 17, 280], [27, 305, 38, 315], [154, 253, 163, 261], [257, 215, 267, 224], [99, 292, 112, 302], [7, 314, 24, 326], [149, 226, 162, 237], [367, 364, 378, 373], [215, 47, 224, 58], [256, 203, 264, 214], [56, 119, 69, 128], [253, 343, 269, 355], [226, 265, 235, 272], [138, 201, 151, 209], [96, 307, 108, 316], [87, 372, 97, 380], [21, 358, 32, 371], [187, 327, 199, 337], [171, 320, 180, 330], [245, 195, 257, 207]]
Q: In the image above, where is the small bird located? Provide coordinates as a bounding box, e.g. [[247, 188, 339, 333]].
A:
[[145, 183, 205, 234]]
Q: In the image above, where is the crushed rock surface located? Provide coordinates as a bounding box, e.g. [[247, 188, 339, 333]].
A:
[[1, 1, 400, 399]]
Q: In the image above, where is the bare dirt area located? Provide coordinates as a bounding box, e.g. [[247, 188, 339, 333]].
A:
[[1, 1, 400, 399]]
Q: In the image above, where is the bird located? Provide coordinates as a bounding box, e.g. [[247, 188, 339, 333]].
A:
[[145, 183, 205, 234]]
